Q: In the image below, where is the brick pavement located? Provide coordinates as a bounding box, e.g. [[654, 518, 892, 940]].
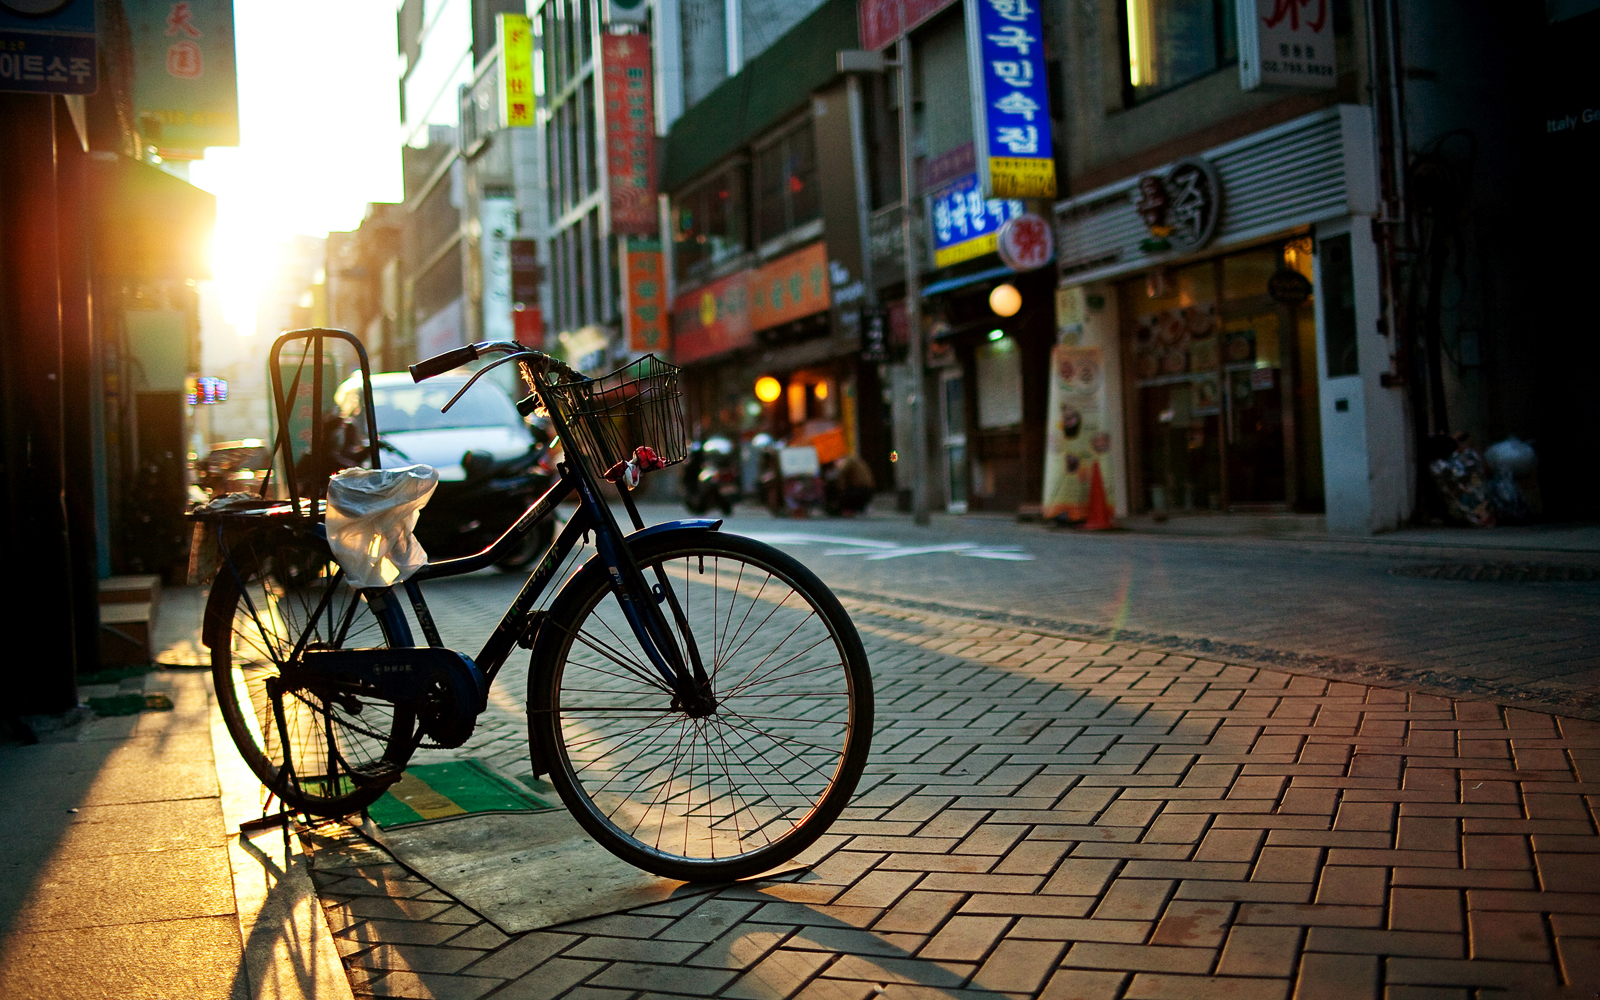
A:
[[297, 596, 1600, 1000]]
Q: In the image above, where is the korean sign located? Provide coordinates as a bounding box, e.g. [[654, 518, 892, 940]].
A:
[[621, 238, 669, 353], [498, 13, 534, 128], [672, 268, 753, 365], [929, 173, 1023, 268], [749, 242, 831, 332], [858, 0, 958, 51], [127, 1, 239, 158], [1237, 0, 1336, 90], [0, 0, 95, 96], [602, 32, 657, 236], [965, 0, 1056, 199]]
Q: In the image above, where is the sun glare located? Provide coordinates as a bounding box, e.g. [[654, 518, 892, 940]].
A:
[[187, 0, 402, 335]]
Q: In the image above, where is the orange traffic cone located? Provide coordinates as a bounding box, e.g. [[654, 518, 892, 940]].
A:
[[1082, 462, 1114, 531]]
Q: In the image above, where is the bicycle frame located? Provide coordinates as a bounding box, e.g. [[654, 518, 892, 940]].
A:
[[362, 349, 717, 718]]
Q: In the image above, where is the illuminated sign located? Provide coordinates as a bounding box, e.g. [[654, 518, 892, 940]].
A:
[[967, 0, 1057, 198], [929, 173, 1023, 268]]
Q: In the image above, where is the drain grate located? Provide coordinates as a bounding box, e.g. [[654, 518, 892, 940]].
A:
[[1391, 563, 1600, 583]]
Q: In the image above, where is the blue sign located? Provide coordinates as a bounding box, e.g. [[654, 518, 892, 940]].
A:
[[0, 0, 96, 96], [929, 172, 1024, 268], [971, 0, 1055, 198]]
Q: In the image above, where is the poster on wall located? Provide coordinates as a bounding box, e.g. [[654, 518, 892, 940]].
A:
[[1041, 345, 1115, 521], [497, 13, 534, 127]]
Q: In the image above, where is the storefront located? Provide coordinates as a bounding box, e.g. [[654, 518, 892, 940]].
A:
[[671, 240, 882, 495], [1049, 106, 1412, 534]]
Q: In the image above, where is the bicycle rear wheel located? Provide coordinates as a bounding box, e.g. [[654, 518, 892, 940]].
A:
[[529, 530, 873, 882], [206, 529, 418, 816]]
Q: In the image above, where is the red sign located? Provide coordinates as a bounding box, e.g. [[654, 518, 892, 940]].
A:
[[858, 0, 958, 52], [672, 269, 753, 365], [601, 33, 657, 235], [997, 213, 1054, 272], [512, 305, 544, 348], [622, 238, 669, 353]]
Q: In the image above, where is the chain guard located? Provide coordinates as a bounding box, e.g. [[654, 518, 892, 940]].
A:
[[299, 646, 485, 749]]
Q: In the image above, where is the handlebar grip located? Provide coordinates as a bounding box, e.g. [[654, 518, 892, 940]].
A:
[[409, 344, 480, 382], [515, 393, 539, 417]]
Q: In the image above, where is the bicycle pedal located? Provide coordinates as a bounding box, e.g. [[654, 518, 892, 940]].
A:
[[348, 760, 405, 789]]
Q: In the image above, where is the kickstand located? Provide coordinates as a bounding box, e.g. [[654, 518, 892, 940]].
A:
[[239, 790, 299, 859]]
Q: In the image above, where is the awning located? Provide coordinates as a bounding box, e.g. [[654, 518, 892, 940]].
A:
[[90, 155, 216, 279], [921, 264, 1015, 298]]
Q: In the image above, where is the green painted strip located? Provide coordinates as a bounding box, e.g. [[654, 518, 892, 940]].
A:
[[368, 759, 556, 829]]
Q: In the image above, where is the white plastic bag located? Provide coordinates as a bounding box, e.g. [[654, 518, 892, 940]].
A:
[[325, 465, 439, 588]]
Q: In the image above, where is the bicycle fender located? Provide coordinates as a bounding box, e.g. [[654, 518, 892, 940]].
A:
[[624, 518, 722, 543]]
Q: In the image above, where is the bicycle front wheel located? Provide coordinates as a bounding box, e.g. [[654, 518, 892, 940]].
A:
[[530, 530, 873, 882], [206, 529, 418, 817]]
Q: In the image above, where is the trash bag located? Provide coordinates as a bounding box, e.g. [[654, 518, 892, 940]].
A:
[[1428, 433, 1494, 527], [325, 465, 439, 587], [1484, 436, 1538, 524]]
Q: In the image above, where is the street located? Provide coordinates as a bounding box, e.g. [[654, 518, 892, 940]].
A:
[[292, 508, 1600, 1000], [421, 502, 1600, 720]]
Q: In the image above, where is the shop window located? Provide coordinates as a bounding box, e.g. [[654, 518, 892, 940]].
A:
[[671, 162, 749, 285], [755, 120, 820, 245], [1320, 233, 1359, 377], [1122, 0, 1238, 103]]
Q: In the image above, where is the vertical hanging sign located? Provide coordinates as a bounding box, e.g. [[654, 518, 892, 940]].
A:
[[498, 13, 534, 127], [1236, 0, 1337, 90], [0, 0, 96, 95], [601, 32, 656, 235], [965, 0, 1056, 199], [127, 0, 239, 157], [621, 237, 669, 353]]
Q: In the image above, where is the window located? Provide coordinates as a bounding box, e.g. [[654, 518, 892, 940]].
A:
[[1320, 233, 1359, 377], [1122, 0, 1238, 102], [672, 164, 749, 284], [754, 120, 819, 245]]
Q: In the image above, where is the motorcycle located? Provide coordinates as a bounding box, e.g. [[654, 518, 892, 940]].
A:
[[681, 436, 742, 515]]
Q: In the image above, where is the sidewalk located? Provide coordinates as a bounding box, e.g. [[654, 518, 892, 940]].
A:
[[296, 590, 1600, 1000], [0, 592, 350, 1000]]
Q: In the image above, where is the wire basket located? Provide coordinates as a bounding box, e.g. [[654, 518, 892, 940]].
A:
[[543, 354, 689, 475]]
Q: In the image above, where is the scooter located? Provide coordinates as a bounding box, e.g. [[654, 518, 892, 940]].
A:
[[682, 436, 741, 515]]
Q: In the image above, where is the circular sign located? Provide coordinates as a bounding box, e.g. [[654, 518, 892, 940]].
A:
[[997, 213, 1054, 272], [1135, 157, 1223, 254], [1267, 268, 1313, 304]]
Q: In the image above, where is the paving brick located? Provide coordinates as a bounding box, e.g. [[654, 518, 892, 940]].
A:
[[1236, 903, 1381, 927], [1555, 935, 1600, 990], [590, 961, 739, 995], [1467, 910, 1549, 962], [1217, 925, 1300, 977], [1061, 942, 1215, 974], [1150, 900, 1231, 947], [361, 970, 506, 999], [875, 891, 963, 934], [723, 948, 835, 1000], [1251, 846, 1322, 884], [1387, 888, 1461, 933], [1038, 968, 1127, 1000], [1193, 828, 1263, 863], [1013, 917, 1150, 943], [1305, 927, 1459, 958], [971, 938, 1064, 992], [1293, 952, 1377, 1000], [1384, 957, 1558, 991], [1091, 878, 1173, 920], [1040, 859, 1119, 897], [1126, 973, 1289, 1000], [1315, 867, 1387, 906], [832, 870, 921, 909], [918, 915, 1010, 962]]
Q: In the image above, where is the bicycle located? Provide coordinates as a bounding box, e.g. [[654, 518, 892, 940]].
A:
[[193, 331, 873, 883]]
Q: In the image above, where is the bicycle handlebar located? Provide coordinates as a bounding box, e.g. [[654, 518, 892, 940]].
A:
[[410, 341, 584, 386], [409, 344, 480, 381]]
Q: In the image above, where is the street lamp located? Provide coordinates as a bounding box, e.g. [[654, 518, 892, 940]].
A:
[[989, 283, 1022, 317]]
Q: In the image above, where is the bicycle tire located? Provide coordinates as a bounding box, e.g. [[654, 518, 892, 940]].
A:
[[206, 529, 419, 817], [529, 530, 873, 882]]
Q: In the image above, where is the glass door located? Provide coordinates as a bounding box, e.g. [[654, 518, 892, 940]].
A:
[[940, 370, 968, 514]]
